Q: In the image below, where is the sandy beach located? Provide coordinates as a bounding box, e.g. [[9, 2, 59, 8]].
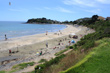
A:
[[0, 24, 95, 71], [0, 24, 80, 53]]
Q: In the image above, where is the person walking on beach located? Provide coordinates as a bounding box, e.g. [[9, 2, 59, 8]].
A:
[[46, 42, 48, 48], [5, 34, 7, 41], [69, 41, 71, 46], [9, 49, 11, 56], [59, 30, 62, 34], [40, 51, 42, 55], [46, 31, 48, 35], [58, 42, 60, 45]]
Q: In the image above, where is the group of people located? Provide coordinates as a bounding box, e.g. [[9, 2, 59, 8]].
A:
[[36, 51, 43, 56], [36, 42, 48, 56]]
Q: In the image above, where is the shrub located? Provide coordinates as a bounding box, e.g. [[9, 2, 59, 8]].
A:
[[38, 59, 47, 63], [12, 62, 35, 69], [34, 54, 65, 73], [73, 44, 77, 50], [82, 40, 95, 49], [0, 71, 5, 73], [55, 48, 69, 56], [69, 46, 73, 49]]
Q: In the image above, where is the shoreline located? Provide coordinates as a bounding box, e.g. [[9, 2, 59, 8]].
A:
[[0, 24, 78, 51], [0, 24, 66, 41], [0, 23, 66, 41]]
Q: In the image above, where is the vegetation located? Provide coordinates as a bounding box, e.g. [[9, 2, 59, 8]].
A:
[[0, 71, 5, 73], [38, 59, 47, 63], [61, 38, 110, 73], [55, 48, 69, 56], [59, 15, 110, 73], [30, 54, 65, 73], [0, 62, 35, 73], [27, 17, 61, 24], [27, 17, 76, 24], [12, 62, 35, 69], [41, 50, 87, 73], [74, 15, 110, 51]]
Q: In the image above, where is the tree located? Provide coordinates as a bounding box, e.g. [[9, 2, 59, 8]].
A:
[[91, 15, 98, 22]]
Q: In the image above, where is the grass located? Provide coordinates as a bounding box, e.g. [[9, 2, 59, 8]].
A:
[[41, 48, 86, 73], [55, 48, 69, 56], [29, 54, 66, 73], [0, 71, 6, 73], [12, 62, 35, 70], [0, 62, 35, 73], [38, 59, 47, 63], [60, 38, 110, 73]]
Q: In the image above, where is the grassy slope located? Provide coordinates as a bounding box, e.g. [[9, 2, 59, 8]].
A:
[[60, 38, 110, 73], [0, 62, 35, 73]]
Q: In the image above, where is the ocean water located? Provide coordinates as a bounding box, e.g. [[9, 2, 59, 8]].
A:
[[0, 21, 66, 40]]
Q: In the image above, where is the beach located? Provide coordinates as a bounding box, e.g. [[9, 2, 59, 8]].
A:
[[0, 24, 95, 71], [0, 24, 80, 52]]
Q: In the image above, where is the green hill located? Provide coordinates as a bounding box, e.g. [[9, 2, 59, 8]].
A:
[[60, 38, 110, 73]]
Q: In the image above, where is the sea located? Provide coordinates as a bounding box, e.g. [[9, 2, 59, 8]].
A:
[[0, 21, 66, 40]]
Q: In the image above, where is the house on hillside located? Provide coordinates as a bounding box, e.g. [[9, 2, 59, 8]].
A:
[[98, 16, 105, 20], [106, 17, 110, 21]]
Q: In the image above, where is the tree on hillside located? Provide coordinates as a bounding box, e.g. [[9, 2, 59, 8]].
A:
[[91, 15, 98, 22]]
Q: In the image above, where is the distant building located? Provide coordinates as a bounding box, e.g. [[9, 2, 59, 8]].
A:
[[106, 17, 110, 21], [98, 16, 105, 20]]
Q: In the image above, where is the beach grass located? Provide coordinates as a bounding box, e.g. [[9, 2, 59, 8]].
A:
[[12, 62, 35, 70], [60, 38, 110, 73], [0, 70, 17, 73], [0, 62, 35, 73], [29, 54, 66, 73], [0, 71, 5, 73], [38, 59, 47, 63], [43, 49, 86, 73], [55, 48, 69, 56]]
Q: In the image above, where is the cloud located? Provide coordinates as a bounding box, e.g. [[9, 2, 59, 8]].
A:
[[63, 0, 96, 7], [56, 7, 73, 13], [63, 0, 110, 8], [85, 9, 101, 14], [96, 0, 110, 4]]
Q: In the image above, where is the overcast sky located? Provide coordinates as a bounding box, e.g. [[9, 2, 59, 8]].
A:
[[0, 0, 110, 21]]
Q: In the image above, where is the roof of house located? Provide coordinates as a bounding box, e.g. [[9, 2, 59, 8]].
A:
[[106, 17, 110, 20], [98, 16, 105, 20]]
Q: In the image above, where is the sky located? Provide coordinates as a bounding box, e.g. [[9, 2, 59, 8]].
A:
[[0, 0, 110, 21]]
